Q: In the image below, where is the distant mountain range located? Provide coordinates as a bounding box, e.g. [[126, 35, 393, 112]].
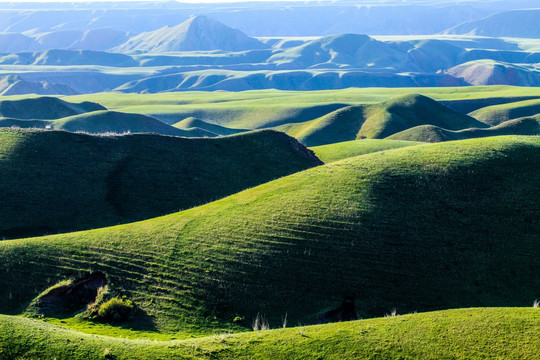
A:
[[0, 1, 538, 94], [0, 0, 538, 37], [443, 9, 540, 38]]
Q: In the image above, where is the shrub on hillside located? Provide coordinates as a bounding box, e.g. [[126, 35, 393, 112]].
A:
[[96, 296, 135, 323], [81, 286, 135, 323]]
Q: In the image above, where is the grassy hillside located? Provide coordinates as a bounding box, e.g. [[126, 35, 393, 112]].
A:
[[173, 117, 247, 136], [0, 96, 105, 119], [310, 139, 423, 163], [282, 105, 367, 146], [469, 98, 540, 125], [52, 110, 199, 136], [357, 93, 488, 139], [277, 94, 487, 146], [389, 115, 540, 142], [0, 308, 538, 359], [61, 87, 540, 129], [0, 136, 537, 335], [0, 110, 217, 137], [0, 128, 321, 239]]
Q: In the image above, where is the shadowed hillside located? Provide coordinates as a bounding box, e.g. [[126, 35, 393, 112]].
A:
[[0, 75, 78, 95], [0, 136, 537, 333], [173, 117, 247, 136], [0, 96, 105, 119], [0, 128, 321, 239]]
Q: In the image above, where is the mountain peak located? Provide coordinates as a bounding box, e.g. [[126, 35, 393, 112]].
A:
[[115, 16, 265, 53]]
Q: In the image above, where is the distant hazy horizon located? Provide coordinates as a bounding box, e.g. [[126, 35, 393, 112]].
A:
[[0, 0, 322, 2]]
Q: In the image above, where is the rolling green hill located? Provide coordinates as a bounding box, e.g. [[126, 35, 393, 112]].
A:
[[62, 87, 540, 129], [389, 115, 540, 142], [0, 110, 215, 137], [278, 94, 487, 146], [0, 136, 537, 335], [357, 93, 489, 138], [0, 96, 105, 120], [52, 110, 197, 136], [0, 308, 538, 359], [388, 124, 465, 142], [173, 117, 247, 136], [469, 98, 540, 125], [0, 128, 321, 239], [310, 139, 423, 163]]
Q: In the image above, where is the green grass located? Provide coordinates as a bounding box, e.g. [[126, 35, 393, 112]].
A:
[[59, 86, 540, 129], [0, 136, 537, 336], [0, 128, 320, 239], [389, 115, 540, 142], [173, 117, 247, 136], [0, 96, 104, 120], [52, 110, 197, 137], [0, 308, 538, 359], [310, 139, 423, 163], [276, 93, 486, 146], [469, 98, 540, 125]]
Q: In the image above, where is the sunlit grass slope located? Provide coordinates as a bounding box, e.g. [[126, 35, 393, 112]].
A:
[[389, 115, 540, 142], [0, 128, 320, 239], [310, 139, 423, 163], [469, 98, 540, 125], [0, 136, 537, 334], [0, 308, 538, 359], [277, 94, 486, 146], [62, 86, 540, 128]]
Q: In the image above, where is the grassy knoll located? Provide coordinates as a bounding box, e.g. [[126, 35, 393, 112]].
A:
[[173, 117, 247, 136], [0, 96, 104, 119], [0, 136, 537, 335], [389, 115, 540, 142], [310, 139, 423, 163], [0, 128, 320, 239], [0, 308, 538, 359], [355, 94, 488, 139], [469, 98, 540, 125]]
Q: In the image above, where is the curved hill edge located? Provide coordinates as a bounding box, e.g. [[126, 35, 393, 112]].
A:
[[0, 308, 538, 359]]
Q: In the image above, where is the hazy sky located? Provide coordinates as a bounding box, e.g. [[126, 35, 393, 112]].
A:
[[0, 0, 316, 2]]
